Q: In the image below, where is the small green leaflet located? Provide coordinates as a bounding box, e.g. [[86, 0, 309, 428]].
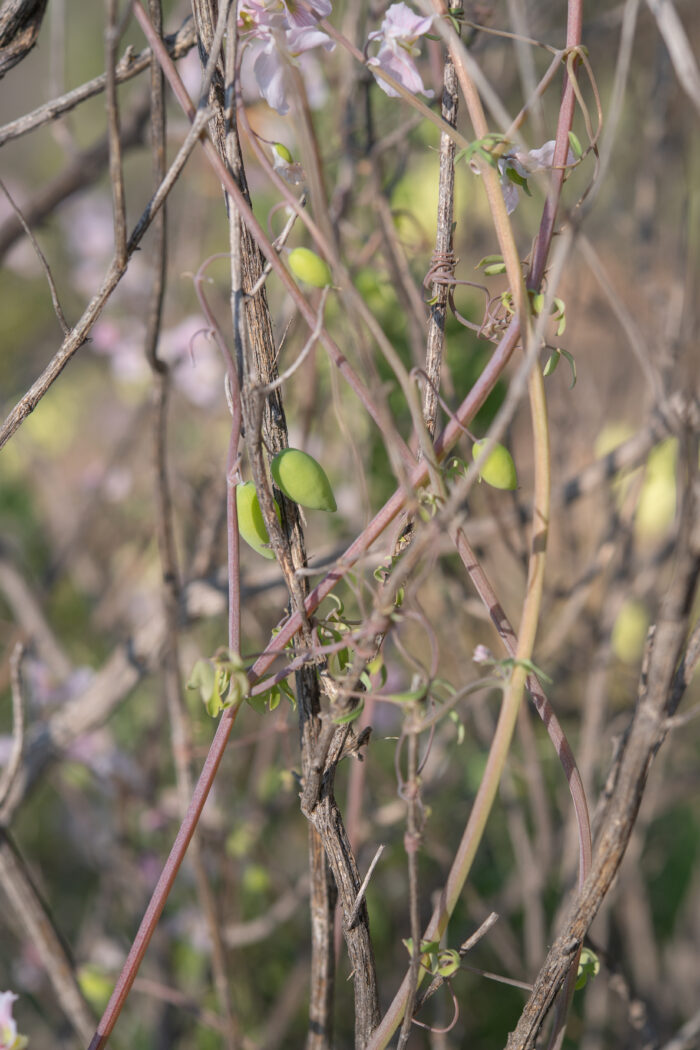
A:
[[568, 130, 583, 159], [576, 947, 600, 990], [543, 347, 577, 388]]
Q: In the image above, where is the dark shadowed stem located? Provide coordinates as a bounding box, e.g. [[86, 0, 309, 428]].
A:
[[423, 5, 459, 440], [105, 0, 127, 265]]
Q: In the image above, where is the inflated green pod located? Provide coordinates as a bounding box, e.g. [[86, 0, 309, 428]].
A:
[[236, 482, 280, 559], [288, 247, 333, 288], [472, 440, 518, 491], [271, 448, 337, 512]]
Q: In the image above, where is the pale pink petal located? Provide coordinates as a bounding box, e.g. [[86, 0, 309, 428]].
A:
[[286, 24, 334, 55], [366, 2, 434, 98], [521, 140, 576, 172], [377, 2, 433, 40], [368, 42, 433, 98], [284, 0, 332, 28], [253, 38, 291, 113], [500, 177, 520, 215]]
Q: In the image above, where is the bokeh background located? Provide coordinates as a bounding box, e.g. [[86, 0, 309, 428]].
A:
[[1, 1, 699, 1047]]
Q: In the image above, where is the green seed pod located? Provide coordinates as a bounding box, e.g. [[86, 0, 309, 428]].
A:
[[236, 482, 280, 559], [273, 142, 293, 164], [288, 246, 332, 288], [271, 448, 337, 512], [472, 440, 518, 491]]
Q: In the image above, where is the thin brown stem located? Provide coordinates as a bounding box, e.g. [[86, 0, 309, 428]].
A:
[[105, 0, 127, 265]]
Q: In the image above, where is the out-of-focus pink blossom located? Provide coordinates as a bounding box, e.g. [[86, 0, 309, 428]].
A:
[[22, 658, 94, 710], [238, 0, 334, 114], [472, 644, 493, 666], [161, 317, 225, 407], [497, 140, 577, 215], [90, 315, 225, 408], [0, 992, 28, 1050], [367, 2, 434, 99]]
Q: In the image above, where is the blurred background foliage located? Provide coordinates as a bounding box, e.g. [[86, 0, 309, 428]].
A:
[[1, 1, 699, 1048]]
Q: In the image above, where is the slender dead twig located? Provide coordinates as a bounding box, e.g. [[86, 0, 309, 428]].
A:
[[0, 90, 152, 263], [0, 178, 70, 333], [105, 0, 127, 265], [0, 16, 196, 147], [347, 845, 385, 929]]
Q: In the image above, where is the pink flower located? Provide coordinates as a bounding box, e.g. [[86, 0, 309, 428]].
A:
[[367, 2, 434, 99], [472, 644, 493, 666], [0, 992, 28, 1050], [238, 0, 334, 114], [498, 140, 577, 214]]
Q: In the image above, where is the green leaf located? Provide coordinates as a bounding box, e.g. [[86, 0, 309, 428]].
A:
[[543, 349, 560, 377], [575, 947, 600, 990], [366, 653, 384, 678], [383, 686, 428, 704], [403, 938, 440, 956], [267, 687, 281, 711], [552, 297, 567, 336], [502, 163, 531, 195], [430, 677, 456, 701], [279, 678, 297, 710], [483, 262, 508, 276], [333, 698, 365, 725], [187, 659, 216, 703], [205, 685, 224, 719], [510, 657, 552, 683], [437, 949, 461, 977], [476, 254, 504, 270], [246, 692, 269, 715], [559, 348, 577, 388], [449, 710, 466, 745], [568, 130, 583, 159], [273, 142, 293, 164], [531, 292, 545, 316]]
